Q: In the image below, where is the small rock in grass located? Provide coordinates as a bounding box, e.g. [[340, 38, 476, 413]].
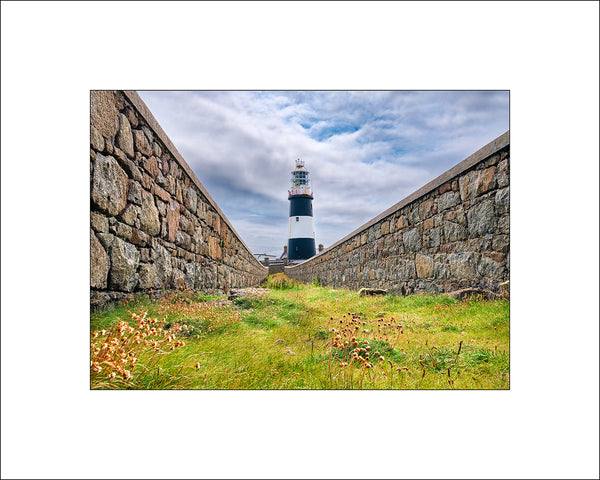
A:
[[446, 288, 499, 301], [285, 350, 296, 355], [359, 288, 388, 297], [274, 339, 284, 345], [499, 280, 510, 300]]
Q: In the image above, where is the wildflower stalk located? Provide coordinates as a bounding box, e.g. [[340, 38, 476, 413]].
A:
[[328, 340, 333, 387], [418, 358, 426, 389], [455, 340, 463, 365], [418, 368, 426, 389], [359, 363, 367, 389]]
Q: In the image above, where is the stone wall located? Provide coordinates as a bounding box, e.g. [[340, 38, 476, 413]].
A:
[[90, 90, 267, 305], [268, 264, 285, 274], [285, 131, 509, 295]]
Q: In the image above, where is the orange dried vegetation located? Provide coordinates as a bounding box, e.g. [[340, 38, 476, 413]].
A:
[[90, 311, 188, 384]]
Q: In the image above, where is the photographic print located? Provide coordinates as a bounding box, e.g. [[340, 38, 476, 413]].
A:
[[90, 90, 510, 390]]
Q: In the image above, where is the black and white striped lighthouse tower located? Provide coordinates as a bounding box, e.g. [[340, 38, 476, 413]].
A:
[[288, 159, 316, 260]]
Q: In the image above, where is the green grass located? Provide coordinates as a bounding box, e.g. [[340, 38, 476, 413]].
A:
[[90, 277, 509, 390]]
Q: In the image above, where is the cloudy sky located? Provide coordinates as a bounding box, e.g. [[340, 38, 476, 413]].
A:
[[138, 91, 509, 257]]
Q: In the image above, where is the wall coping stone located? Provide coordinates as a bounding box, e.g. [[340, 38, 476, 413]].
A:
[[121, 90, 265, 271], [287, 130, 509, 269]]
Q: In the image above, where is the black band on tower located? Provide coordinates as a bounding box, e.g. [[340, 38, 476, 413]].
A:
[[288, 238, 316, 260], [289, 196, 313, 217]]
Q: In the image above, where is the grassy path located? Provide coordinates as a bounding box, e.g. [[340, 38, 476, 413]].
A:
[[90, 277, 509, 389]]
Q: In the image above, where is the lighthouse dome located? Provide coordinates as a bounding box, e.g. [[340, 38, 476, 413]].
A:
[[289, 158, 313, 197]]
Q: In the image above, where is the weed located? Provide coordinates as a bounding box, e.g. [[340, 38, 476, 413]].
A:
[[466, 347, 493, 365], [423, 346, 457, 371], [233, 297, 265, 310], [313, 330, 329, 340], [263, 273, 300, 290], [442, 325, 460, 332], [244, 314, 281, 329]]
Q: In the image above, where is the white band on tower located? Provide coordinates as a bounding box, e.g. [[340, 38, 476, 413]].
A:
[[289, 216, 315, 239]]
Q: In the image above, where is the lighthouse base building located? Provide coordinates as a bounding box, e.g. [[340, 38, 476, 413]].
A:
[[288, 159, 316, 261]]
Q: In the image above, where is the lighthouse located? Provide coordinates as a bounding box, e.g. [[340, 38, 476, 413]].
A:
[[288, 159, 316, 260]]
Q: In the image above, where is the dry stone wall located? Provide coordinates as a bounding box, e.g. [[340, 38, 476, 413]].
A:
[[90, 90, 267, 305], [285, 132, 510, 295]]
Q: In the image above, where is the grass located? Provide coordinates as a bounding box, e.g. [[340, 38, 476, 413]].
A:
[[90, 276, 509, 389]]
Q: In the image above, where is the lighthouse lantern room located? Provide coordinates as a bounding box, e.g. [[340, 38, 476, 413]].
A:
[[288, 159, 316, 260]]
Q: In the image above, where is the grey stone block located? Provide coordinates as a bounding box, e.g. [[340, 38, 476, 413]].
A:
[[467, 199, 496, 237]]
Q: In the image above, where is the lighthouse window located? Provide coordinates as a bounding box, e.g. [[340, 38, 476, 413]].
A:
[[296, 217, 299, 221]]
